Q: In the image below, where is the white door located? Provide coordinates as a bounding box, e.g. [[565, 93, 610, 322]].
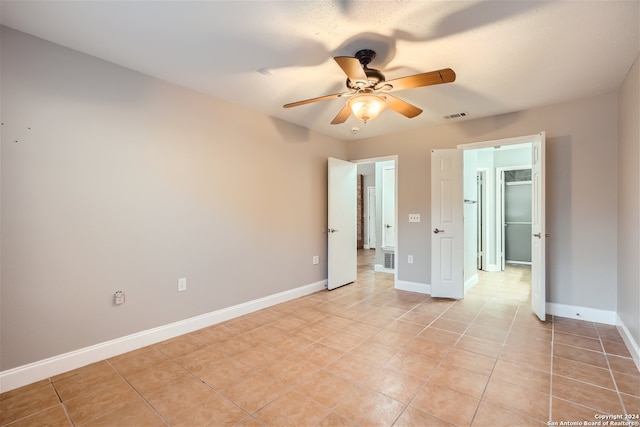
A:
[[382, 166, 396, 247], [327, 157, 357, 290], [431, 149, 464, 299], [531, 132, 546, 320], [367, 187, 376, 248]]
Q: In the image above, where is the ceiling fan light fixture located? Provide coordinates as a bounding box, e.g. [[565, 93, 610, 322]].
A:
[[347, 91, 387, 123]]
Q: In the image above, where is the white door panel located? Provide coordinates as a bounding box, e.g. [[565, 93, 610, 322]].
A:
[[431, 149, 464, 299], [327, 157, 357, 290], [531, 133, 546, 320]]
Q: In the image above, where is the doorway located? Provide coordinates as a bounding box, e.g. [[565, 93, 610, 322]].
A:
[[355, 157, 397, 275], [431, 132, 546, 320]]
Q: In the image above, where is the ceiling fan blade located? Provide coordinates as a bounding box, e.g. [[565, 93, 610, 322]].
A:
[[331, 104, 352, 125], [334, 56, 368, 85], [384, 94, 423, 118], [380, 68, 456, 92], [283, 92, 347, 108]]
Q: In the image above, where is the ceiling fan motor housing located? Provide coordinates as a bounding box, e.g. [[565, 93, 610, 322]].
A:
[[347, 49, 385, 89]]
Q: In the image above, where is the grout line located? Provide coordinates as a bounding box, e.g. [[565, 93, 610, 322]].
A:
[[595, 322, 628, 414]]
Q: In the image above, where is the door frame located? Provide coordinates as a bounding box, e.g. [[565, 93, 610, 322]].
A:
[[496, 164, 532, 270], [457, 132, 545, 319], [352, 155, 398, 281]]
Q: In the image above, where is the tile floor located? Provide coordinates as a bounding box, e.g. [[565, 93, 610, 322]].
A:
[[1, 250, 638, 426]]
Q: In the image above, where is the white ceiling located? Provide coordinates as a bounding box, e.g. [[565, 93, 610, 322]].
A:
[[1, 1, 638, 140]]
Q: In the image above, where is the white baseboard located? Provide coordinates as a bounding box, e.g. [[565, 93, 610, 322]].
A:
[[546, 303, 617, 325], [464, 273, 479, 293], [0, 280, 327, 393], [395, 280, 430, 295], [616, 314, 640, 372]]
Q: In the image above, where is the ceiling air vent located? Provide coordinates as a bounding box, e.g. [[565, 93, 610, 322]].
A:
[[444, 112, 469, 120]]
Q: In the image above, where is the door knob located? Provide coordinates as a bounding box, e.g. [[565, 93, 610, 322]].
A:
[[533, 233, 541, 238], [433, 228, 445, 234], [328, 228, 338, 233], [385, 224, 392, 229]]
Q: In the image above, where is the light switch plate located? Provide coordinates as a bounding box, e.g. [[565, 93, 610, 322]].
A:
[[409, 214, 421, 223]]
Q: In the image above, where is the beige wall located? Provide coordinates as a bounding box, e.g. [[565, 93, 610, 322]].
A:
[[347, 91, 619, 312], [0, 27, 346, 370], [617, 52, 640, 347]]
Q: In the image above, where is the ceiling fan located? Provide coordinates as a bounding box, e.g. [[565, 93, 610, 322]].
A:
[[283, 49, 456, 125]]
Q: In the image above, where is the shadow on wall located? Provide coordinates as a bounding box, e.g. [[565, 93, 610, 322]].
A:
[[545, 134, 572, 302], [270, 116, 312, 143]]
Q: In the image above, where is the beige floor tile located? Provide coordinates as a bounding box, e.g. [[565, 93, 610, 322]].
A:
[[385, 350, 440, 380], [125, 359, 192, 395], [52, 361, 121, 402], [319, 330, 366, 352], [0, 383, 61, 426], [196, 356, 254, 391], [442, 348, 496, 376], [499, 345, 551, 372], [349, 339, 399, 363], [223, 372, 289, 414], [411, 382, 479, 426], [551, 397, 601, 424], [79, 399, 164, 427], [169, 392, 248, 427], [607, 354, 640, 375], [333, 386, 405, 426], [364, 367, 424, 403], [552, 374, 623, 414], [4, 405, 72, 427], [455, 334, 502, 358], [108, 346, 169, 377], [393, 406, 454, 426], [64, 378, 141, 425], [297, 342, 344, 367], [429, 317, 469, 334], [554, 331, 603, 352], [324, 352, 382, 383], [620, 392, 640, 414], [294, 369, 356, 408], [552, 356, 616, 390], [472, 401, 546, 426], [602, 339, 634, 358], [553, 343, 608, 369], [318, 411, 358, 426], [261, 355, 322, 386], [483, 377, 550, 422], [232, 343, 288, 370], [143, 376, 216, 418], [491, 359, 550, 394], [416, 327, 461, 347], [612, 370, 640, 396], [155, 333, 207, 359], [428, 363, 489, 399], [254, 391, 330, 427]]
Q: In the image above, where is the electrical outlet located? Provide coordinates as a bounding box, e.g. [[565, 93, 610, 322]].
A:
[[408, 255, 413, 264], [178, 278, 187, 292], [409, 214, 421, 223], [312, 256, 319, 265], [114, 290, 125, 305]]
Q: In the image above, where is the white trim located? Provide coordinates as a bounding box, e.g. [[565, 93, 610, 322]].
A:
[[395, 280, 430, 294], [457, 133, 541, 150], [616, 314, 640, 372], [0, 280, 327, 393], [547, 303, 617, 325], [464, 273, 479, 293]]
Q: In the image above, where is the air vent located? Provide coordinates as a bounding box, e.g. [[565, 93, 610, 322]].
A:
[[384, 252, 395, 269], [444, 112, 469, 120]]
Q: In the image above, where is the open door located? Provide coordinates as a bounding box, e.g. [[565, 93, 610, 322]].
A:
[[327, 157, 357, 290], [531, 132, 546, 320], [431, 149, 464, 299]]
